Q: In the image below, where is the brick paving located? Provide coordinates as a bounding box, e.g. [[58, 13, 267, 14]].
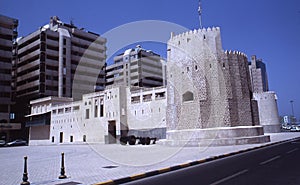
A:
[[1, 132, 300, 185]]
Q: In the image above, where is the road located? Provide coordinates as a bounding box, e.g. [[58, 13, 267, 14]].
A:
[[124, 137, 300, 185]]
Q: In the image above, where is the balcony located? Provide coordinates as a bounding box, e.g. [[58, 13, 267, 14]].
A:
[[17, 59, 40, 73], [18, 39, 40, 54]]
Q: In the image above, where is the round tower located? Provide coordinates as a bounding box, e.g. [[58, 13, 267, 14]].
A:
[[253, 91, 281, 133]]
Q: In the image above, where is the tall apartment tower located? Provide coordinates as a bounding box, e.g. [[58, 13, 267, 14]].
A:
[[14, 16, 106, 118], [0, 15, 22, 141], [106, 45, 166, 88], [0, 15, 18, 123], [248, 55, 269, 93], [249, 55, 280, 133]]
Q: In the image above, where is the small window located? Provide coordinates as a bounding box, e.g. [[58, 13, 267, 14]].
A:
[[187, 67, 189, 72], [52, 136, 54, 143], [70, 136, 73, 142], [195, 65, 198, 70], [223, 63, 225, 68], [183, 91, 194, 102], [83, 135, 86, 142], [203, 35, 206, 40]]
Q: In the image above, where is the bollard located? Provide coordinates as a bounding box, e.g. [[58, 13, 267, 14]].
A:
[[58, 152, 67, 179], [20, 156, 30, 185]]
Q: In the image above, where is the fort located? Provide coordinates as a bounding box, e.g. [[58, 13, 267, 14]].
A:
[[163, 27, 270, 146]]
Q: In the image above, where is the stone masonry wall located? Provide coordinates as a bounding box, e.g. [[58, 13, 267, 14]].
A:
[[167, 27, 255, 131]]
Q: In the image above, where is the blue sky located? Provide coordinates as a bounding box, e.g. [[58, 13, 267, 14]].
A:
[[1, 0, 300, 120]]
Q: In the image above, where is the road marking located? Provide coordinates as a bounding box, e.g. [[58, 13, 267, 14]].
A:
[[286, 148, 299, 154], [210, 169, 248, 185], [259, 155, 281, 165], [291, 142, 300, 144]]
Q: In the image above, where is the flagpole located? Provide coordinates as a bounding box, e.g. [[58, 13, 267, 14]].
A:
[[198, 0, 203, 29]]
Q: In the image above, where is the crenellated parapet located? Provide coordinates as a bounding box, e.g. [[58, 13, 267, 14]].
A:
[[224, 50, 247, 58], [170, 27, 221, 39]]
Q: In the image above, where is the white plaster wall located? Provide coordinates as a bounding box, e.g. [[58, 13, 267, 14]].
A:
[[253, 92, 281, 132]]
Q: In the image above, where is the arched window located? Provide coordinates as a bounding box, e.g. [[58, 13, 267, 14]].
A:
[[183, 91, 194, 102]]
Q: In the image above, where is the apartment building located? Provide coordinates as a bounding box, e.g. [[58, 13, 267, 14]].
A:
[[14, 16, 106, 125], [248, 55, 269, 93], [0, 15, 18, 123], [106, 45, 166, 88], [0, 15, 22, 141]]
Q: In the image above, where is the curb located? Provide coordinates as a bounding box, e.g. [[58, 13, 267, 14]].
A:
[[94, 137, 300, 185]]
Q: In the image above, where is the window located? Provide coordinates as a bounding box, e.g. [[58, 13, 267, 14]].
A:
[[195, 65, 198, 70], [70, 136, 73, 142], [85, 109, 90, 119], [83, 135, 86, 142], [65, 107, 71, 113], [100, 104, 104, 117], [9, 113, 15, 120], [183, 91, 194, 102], [73, 106, 80, 111], [52, 136, 54, 143], [95, 105, 98, 117]]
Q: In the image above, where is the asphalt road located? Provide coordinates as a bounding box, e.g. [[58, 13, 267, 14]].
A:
[[124, 137, 300, 185]]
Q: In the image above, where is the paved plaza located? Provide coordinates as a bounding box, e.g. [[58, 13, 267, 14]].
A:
[[1, 132, 300, 185]]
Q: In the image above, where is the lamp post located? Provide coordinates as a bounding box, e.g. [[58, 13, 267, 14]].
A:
[[290, 100, 295, 124]]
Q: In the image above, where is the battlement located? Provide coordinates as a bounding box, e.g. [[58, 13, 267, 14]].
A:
[[224, 50, 247, 58], [170, 27, 221, 40]]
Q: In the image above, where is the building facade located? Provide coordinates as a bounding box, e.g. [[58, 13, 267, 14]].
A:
[[13, 16, 106, 135], [248, 55, 269, 93], [0, 15, 18, 123], [0, 15, 21, 141], [27, 86, 167, 145], [15, 16, 106, 102], [164, 27, 269, 146], [106, 45, 166, 88]]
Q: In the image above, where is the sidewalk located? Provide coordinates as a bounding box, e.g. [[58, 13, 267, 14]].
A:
[[1, 132, 300, 185]]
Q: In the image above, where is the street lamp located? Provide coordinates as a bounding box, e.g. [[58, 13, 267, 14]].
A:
[[290, 100, 295, 124]]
